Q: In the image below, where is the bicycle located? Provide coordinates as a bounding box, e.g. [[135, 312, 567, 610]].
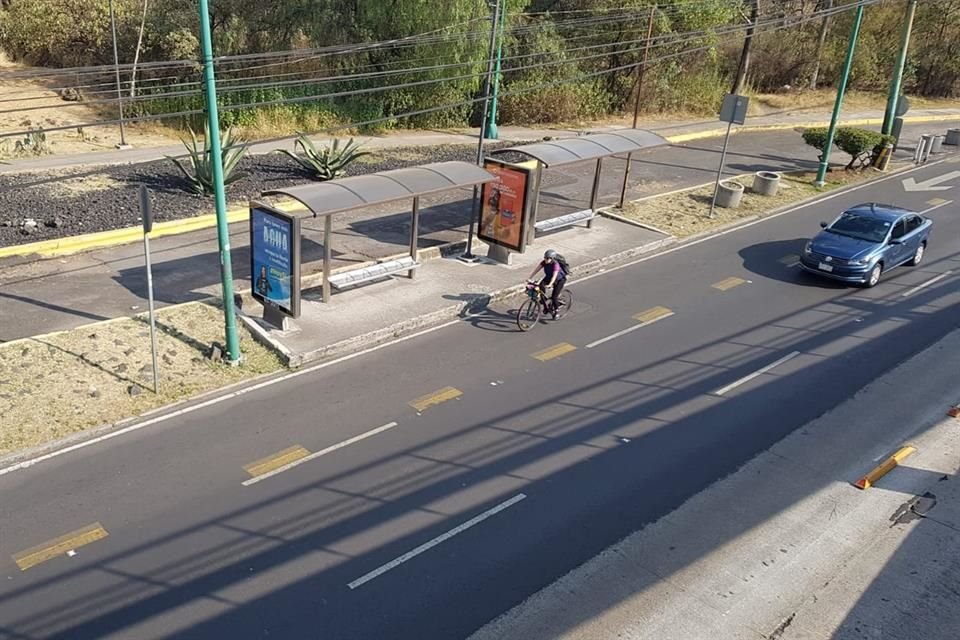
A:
[[516, 282, 573, 331]]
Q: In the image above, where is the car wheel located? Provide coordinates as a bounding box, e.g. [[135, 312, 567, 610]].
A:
[[907, 242, 925, 267], [865, 263, 882, 288]]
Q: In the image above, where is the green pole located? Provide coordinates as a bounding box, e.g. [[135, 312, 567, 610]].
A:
[[197, 0, 241, 363], [882, 0, 917, 135], [485, 0, 505, 140], [815, 1, 865, 186]]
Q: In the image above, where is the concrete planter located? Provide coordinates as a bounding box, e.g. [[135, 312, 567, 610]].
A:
[[930, 135, 945, 154], [716, 181, 744, 209], [752, 171, 781, 197], [945, 128, 960, 146]]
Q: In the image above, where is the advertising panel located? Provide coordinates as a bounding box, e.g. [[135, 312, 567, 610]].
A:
[[250, 204, 301, 318], [478, 159, 535, 252]]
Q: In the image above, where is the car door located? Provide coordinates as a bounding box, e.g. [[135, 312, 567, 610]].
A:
[[887, 218, 908, 266], [903, 215, 924, 254]]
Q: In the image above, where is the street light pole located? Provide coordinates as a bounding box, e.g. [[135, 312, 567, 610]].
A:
[[462, 0, 503, 262], [108, 0, 129, 148], [197, 0, 241, 363], [882, 0, 917, 136], [815, 1, 865, 186], [485, 1, 506, 140]]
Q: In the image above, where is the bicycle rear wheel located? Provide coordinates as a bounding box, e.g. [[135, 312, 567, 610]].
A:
[[516, 298, 542, 331], [554, 289, 573, 320]]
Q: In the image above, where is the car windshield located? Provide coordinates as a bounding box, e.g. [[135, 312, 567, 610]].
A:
[[826, 211, 891, 243]]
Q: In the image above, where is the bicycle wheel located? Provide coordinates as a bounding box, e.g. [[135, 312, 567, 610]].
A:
[[554, 289, 573, 320], [516, 298, 542, 331]]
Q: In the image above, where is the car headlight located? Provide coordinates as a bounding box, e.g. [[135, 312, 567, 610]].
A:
[[851, 257, 871, 265], [804, 242, 813, 254]]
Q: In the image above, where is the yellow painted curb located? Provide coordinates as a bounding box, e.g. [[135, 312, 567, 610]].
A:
[[853, 445, 916, 490], [664, 113, 960, 144], [0, 200, 306, 260]]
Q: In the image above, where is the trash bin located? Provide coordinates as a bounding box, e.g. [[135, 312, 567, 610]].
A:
[[715, 181, 744, 209], [930, 135, 945, 154], [752, 171, 781, 196], [945, 128, 960, 146]]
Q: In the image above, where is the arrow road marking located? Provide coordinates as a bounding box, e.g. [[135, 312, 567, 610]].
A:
[[902, 171, 960, 192]]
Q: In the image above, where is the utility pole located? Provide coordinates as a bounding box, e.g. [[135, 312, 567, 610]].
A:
[[197, 0, 241, 363], [485, 0, 506, 140], [810, 0, 834, 90], [882, 0, 918, 135], [731, 0, 759, 96], [108, 0, 129, 149], [462, 0, 503, 261], [815, 0, 866, 186], [631, 5, 657, 129]]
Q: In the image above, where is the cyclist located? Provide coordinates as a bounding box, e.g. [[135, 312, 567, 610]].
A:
[[528, 249, 567, 319]]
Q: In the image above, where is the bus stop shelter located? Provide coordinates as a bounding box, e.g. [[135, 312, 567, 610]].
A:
[[489, 129, 668, 240], [262, 160, 496, 303]]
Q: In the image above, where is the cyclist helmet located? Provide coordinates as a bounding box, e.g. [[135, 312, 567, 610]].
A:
[[543, 249, 558, 260]]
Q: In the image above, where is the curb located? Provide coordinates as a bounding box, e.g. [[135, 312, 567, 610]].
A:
[[3, 113, 957, 261], [245, 236, 675, 368], [852, 444, 917, 489]]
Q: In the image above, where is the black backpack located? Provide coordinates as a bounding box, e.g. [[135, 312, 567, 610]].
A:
[[555, 253, 572, 277]]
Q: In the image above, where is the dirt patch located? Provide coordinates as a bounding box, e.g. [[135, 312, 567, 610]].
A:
[[617, 168, 886, 238], [0, 301, 283, 458]]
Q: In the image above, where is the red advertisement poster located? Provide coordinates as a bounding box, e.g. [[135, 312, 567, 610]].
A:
[[478, 161, 529, 252]]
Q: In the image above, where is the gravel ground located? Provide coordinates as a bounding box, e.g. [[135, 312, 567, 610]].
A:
[[0, 141, 524, 248], [0, 301, 282, 457]]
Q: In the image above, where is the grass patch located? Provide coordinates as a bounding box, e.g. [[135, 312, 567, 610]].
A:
[[0, 301, 283, 458], [618, 168, 890, 238]]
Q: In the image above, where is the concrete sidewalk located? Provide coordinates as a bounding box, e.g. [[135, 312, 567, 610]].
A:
[[468, 328, 960, 640]]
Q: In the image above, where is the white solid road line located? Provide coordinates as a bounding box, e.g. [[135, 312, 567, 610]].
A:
[[347, 493, 527, 590], [242, 422, 399, 487], [2, 159, 953, 479], [713, 351, 801, 396], [585, 312, 675, 349], [919, 200, 953, 215], [901, 271, 953, 298]]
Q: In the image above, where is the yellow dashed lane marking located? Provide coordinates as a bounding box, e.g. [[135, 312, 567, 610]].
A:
[[926, 198, 949, 206], [633, 306, 674, 324], [531, 343, 577, 361], [13, 523, 109, 571], [410, 386, 463, 412], [712, 276, 747, 291], [244, 446, 310, 478]]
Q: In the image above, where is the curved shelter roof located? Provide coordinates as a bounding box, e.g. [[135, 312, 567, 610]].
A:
[[262, 160, 495, 217], [492, 129, 668, 168]]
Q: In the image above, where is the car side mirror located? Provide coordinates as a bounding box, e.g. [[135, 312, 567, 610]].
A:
[[889, 238, 903, 245], [819, 221, 828, 228]]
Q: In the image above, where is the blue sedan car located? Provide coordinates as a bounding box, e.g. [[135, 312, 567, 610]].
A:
[[799, 203, 932, 287]]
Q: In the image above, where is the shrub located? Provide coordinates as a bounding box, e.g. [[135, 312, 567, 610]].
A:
[[802, 126, 895, 169], [276, 135, 370, 181], [167, 123, 249, 196]]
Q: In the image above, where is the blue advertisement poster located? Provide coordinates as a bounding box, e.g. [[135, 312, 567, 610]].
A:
[[250, 206, 300, 316]]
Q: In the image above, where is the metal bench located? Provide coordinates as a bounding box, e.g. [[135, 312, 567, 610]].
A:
[[328, 256, 420, 290], [534, 208, 596, 234]]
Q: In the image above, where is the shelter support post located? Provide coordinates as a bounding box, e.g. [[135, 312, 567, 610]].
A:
[[323, 214, 332, 303], [409, 197, 420, 278], [588, 157, 603, 228], [618, 152, 633, 209]]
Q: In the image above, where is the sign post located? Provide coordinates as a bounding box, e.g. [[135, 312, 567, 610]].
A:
[[250, 203, 302, 330], [709, 94, 749, 218], [139, 186, 159, 394]]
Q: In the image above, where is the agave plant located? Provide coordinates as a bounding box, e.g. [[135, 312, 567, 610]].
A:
[[167, 122, 249, 196], [277, 135, 370, 181]]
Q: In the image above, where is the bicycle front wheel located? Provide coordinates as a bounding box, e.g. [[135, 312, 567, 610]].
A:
[[554, 289, 573, 320], [516, 298, 542, 331]]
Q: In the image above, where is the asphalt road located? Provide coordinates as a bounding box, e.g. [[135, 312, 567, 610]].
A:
[[1, 157, 960, 639], [1, 119, 955, 341]]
